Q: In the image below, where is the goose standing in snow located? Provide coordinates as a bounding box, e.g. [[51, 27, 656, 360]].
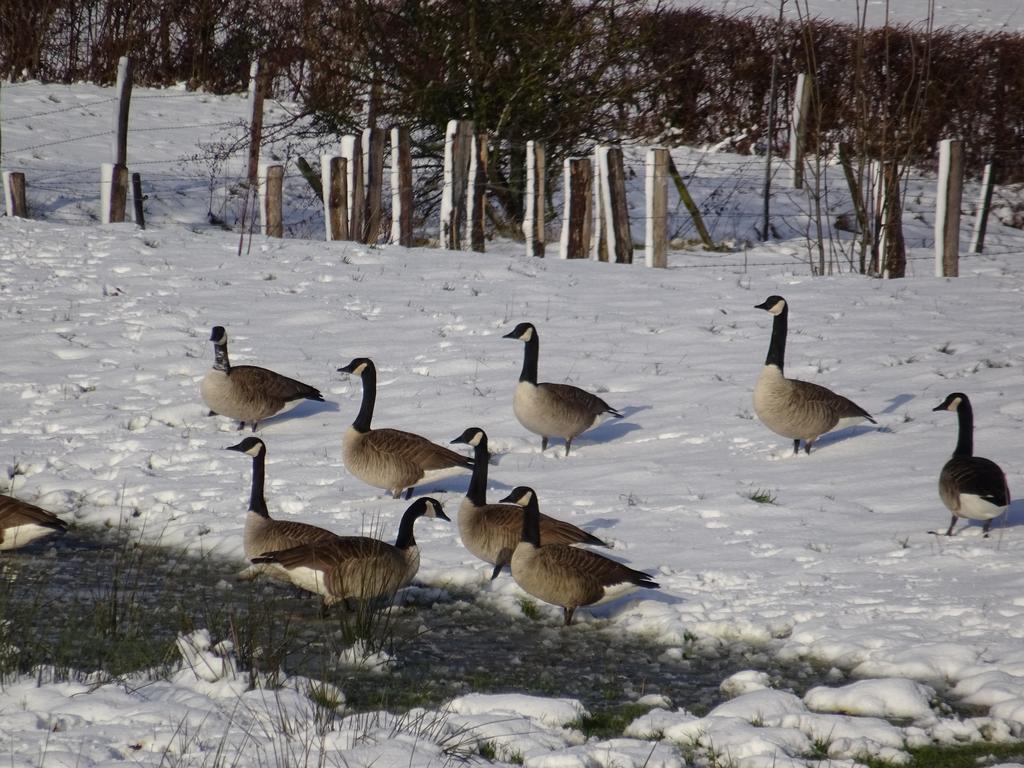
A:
[[502, 486, 658, 625], [451, 427, 607, 579], [251, 497, 449, 605], [932, 392, 1010, 537], [503, 322, 622, 455], [201, 325, 323, 431], [338, 358, 473, 499], [753, 296, 875, 454], [226, 436, 340, 583], [0, 494, 68, 550]]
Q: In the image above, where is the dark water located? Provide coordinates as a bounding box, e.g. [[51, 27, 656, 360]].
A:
[[0, 527, 831, 716]]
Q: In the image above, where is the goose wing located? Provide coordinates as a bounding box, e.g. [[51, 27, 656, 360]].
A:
[[789, 378, 875, 422], [943, 457, 1010, 506], [367, 428, 474, 471], [538, 382, 622, 418], [540, 545, 658, 592], [0, 495, 68, 532], [230, 365, 323, 403]]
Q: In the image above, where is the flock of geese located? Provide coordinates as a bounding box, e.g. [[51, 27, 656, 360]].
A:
[[0, 297, 1013, 625]]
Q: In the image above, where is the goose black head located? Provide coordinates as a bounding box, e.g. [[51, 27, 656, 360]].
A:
[[933, 392, 969, 413], [225, 436, 266, 457], [754, 296, 787, 316], [502, 322, 537, 342], [409, 496, 451, 522], [498, 486, 535, 507], [451, 427, 487, 447], [337, 357, 374, 376], [210, 326, 228, 345]]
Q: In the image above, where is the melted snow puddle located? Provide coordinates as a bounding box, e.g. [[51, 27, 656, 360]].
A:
[[5, 527, 833, 715]]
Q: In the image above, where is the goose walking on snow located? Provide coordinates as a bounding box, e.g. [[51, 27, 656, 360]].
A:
[[201, 325, 324, 431], [753, 296, 875, 454], [503, 322, 622, 455], [226, 436, 340, 584], [0, 494, 68, 550], [932, 392, 1010, 537], [451, 427, 608, 579], [251, 497, 449, 605], [338, 358, 473, 499], [502, 486, 659, 625]]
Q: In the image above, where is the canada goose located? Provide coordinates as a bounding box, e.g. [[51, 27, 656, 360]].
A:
[[251, 497, 450, 605], [201, 325, 324, 431], [932, 392, 1010, 537], [338, 357, 473, 499], [451, 427, 608, 579], [502, 486, 659, 625], [226, 436, 340, 583], [503, 322, 622, 455], [0, 494, 68, 550], [753, 296, 875, 454]]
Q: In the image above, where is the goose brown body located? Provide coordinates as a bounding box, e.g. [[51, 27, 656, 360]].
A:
[[504, 487, 658, 625], [226, 437, 340, 583], [452, 427, 607, 579], [339, 358, 473, 499], [201, 326, 323, 431], [753, 296, 875, 454], [0, 494, 68, 551], [252, 497, 449, 604], [933, 393, 1010, 537], [504, 322, 622, 455]]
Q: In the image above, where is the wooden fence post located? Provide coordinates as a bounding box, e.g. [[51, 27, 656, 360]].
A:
[[592, 148, 608, 261], [598, 146, 632, 263], [559, 158, 592, 259], [258, 163, 284, 238], [969, 159, 994, 254], [321, 154, 349, 241], [131, 172, 145, 229], [341, 134, 364, 242], [441, 119, 474, 250], [880, 161, 906, 278], [101, 163, 129, 223], [789, 72, 812, 189], [523, 140, 545, 257], [645, 147, 668, 267], [3, 172, 27, 217], [469, 132, 488, 252], [935, 138, 963, 277], [113, 56, 133, 167], [390, 126, 412, 247], [363, 127, 386, 243]]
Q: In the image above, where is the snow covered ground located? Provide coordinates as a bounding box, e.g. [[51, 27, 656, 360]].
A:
[[683, 0, 1024, 32], [3, 73, 1024, 767]]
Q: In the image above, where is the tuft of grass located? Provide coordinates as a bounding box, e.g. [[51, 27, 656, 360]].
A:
[[744, 488, 777, 505], [570, 703, 654, 739], [863, 742, 1024, 768], [519, 598, 543, 621]]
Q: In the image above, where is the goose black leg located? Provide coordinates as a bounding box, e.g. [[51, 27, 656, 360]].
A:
[[541, 436, 549, 451], [945, 515, 958, 536], [793, 439, 800, 455]]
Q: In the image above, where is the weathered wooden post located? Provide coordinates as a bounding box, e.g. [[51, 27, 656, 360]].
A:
[[559, 158, 592, 259], [969, 158, 995, 255], [258, 163, 284, 238], [591, 148, 608, 261], [469, 131, 488, 252], [935, 138, 963, 277], [240, 59, 265, 245], [363, 127, 386, 244], [523, 140, 545, 257], [390, 126, 413, 247], [440, 119, 474, 250], [645, 147, 669, 267], [879, 161, 906, 278], [131, 172, 145, 229], [789, 72, 812, 189], [3, 172, 27, 217], [598, 146, 632, 263], [321, 154, 349, 241], [341, 134, 364, 242], [103, 56, 133, 224]]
